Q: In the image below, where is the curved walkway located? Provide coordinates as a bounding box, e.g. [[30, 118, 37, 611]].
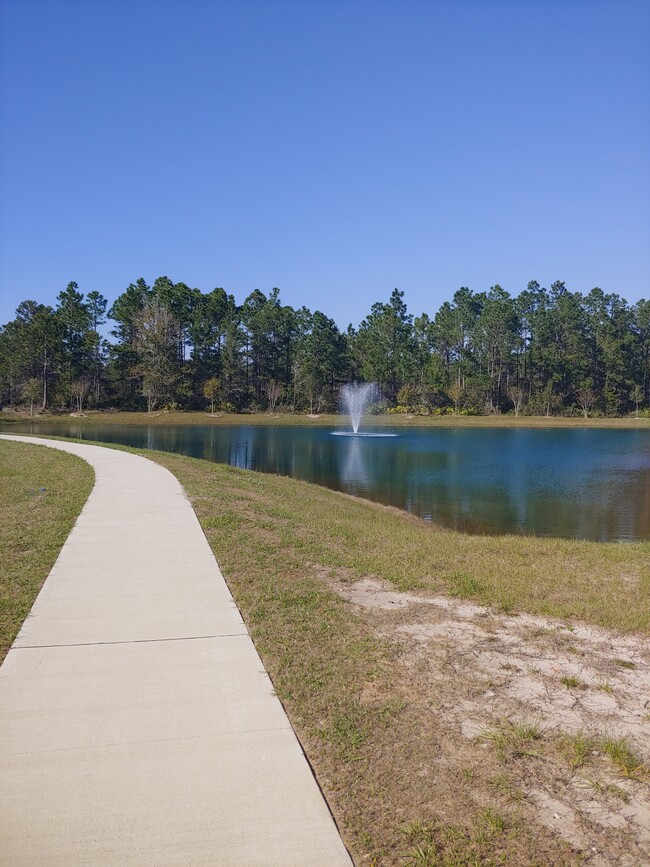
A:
[[0, 435, 352, 866]]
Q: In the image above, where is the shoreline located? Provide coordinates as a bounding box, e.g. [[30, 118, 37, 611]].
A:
[[1, 409, 649, 429]]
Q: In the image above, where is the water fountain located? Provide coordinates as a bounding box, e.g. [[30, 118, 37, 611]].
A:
[[332, 383, 397, 437]]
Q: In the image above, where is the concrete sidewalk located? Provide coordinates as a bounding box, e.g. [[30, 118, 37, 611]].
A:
[[0, 435, 352, 866]]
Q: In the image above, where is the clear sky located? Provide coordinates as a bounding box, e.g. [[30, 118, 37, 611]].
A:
[[1, 0, 648, 331]]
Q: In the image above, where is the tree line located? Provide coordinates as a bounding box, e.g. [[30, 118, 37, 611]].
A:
[[1, 277, 650, 417]]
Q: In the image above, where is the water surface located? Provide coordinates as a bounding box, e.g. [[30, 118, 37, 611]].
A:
[[3, 422, 649, 541]]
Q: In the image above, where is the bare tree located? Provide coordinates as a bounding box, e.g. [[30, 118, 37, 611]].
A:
[[264, 380, 283, 413], [70, 379, 91, 413], [575, 381, 596, 419], [507, 384, 527, 417]]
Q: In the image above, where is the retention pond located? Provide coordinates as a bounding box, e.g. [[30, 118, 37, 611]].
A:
[[3, 422, 650, 541]]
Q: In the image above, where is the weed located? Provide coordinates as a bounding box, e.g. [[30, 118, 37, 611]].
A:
[[488, 773, 530, 803], [606, 783, 630, 801], [407, 843, 436, 866], [560, 674, 582, 689], [479, 807, 506, 834], [377, 696, 406, 723], [598, 735, 647, 778], [402, 820, 502, 867], [498, 596, 517, 615], [595, 679, 614, 694], [511, 720, 543, 740], [480, 720, 543, 762], [582, 778, 631, 801], [321, 706, 370, 759], [402, 821, 432, 843], [560, 731, 594, 771], [614, 658, 636, 670]]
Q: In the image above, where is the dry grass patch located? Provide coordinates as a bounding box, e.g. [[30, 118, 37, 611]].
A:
[[0, 439, 94, 662]]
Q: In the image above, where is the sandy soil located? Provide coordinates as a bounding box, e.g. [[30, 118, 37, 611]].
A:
[[334, 577, 650, 865]]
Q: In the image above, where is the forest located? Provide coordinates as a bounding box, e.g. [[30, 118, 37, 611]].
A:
[[1, 277, 650, 418]]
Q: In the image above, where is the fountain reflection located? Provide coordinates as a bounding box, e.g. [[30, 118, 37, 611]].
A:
[[340, 437, 370, 494]]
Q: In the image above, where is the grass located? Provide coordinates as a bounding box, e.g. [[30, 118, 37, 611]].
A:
[[445, 572, 490, 601], [598, 735, 647, 778], [401, 811, 525, 867], [480, 720, 544, 762], [561, 732, 594, 772], [558, 731, 648, 781], [595, 678, 614, 693], [150, 450, 650, 635], [560, 675, 583, 689], [3, 435, 649, 865], [613, 658, 636, 669], [0, 439, 94, 662]]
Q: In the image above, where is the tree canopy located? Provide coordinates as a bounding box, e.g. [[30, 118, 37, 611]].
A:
[[1, 277, 649, 418]]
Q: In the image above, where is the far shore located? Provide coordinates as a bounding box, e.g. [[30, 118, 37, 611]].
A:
[[1, 409, 650, 429]]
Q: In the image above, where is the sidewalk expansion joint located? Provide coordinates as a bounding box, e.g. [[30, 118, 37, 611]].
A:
[[7, 725, 295, 758], [12, 633, 248, 649]]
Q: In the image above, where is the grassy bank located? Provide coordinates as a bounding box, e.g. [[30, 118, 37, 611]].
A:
[[149, 452, 650, 634], [1, 408, 649, 428], [143, 450, 650, 865], [0, 439, 94, 663], [3, 437, 649, 864]]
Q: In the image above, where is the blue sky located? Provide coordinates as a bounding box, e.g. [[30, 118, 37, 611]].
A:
[[1, 0, 648, 331]]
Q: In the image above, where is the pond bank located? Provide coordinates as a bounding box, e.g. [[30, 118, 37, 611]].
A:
[[2, 409, 650, 428]]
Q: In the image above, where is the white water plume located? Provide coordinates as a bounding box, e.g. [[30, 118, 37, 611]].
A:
[[340, 382, 377, 433]]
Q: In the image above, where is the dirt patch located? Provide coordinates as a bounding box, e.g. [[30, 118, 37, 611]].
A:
[[333, 576, 650, 865]]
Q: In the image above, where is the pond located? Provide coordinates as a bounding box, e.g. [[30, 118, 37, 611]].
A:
[[3, 421, 650, 541]]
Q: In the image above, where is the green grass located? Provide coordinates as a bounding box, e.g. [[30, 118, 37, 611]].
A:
[[595, 679, 614, 693], [558, 731, 648, 781], [561, 732, 594, 772], [401, 813, 520, 867], [0, 439, 94, 662], [598, 735, 647, 778], [446, 572, 490, 601], [560, 675, 583, 689]]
